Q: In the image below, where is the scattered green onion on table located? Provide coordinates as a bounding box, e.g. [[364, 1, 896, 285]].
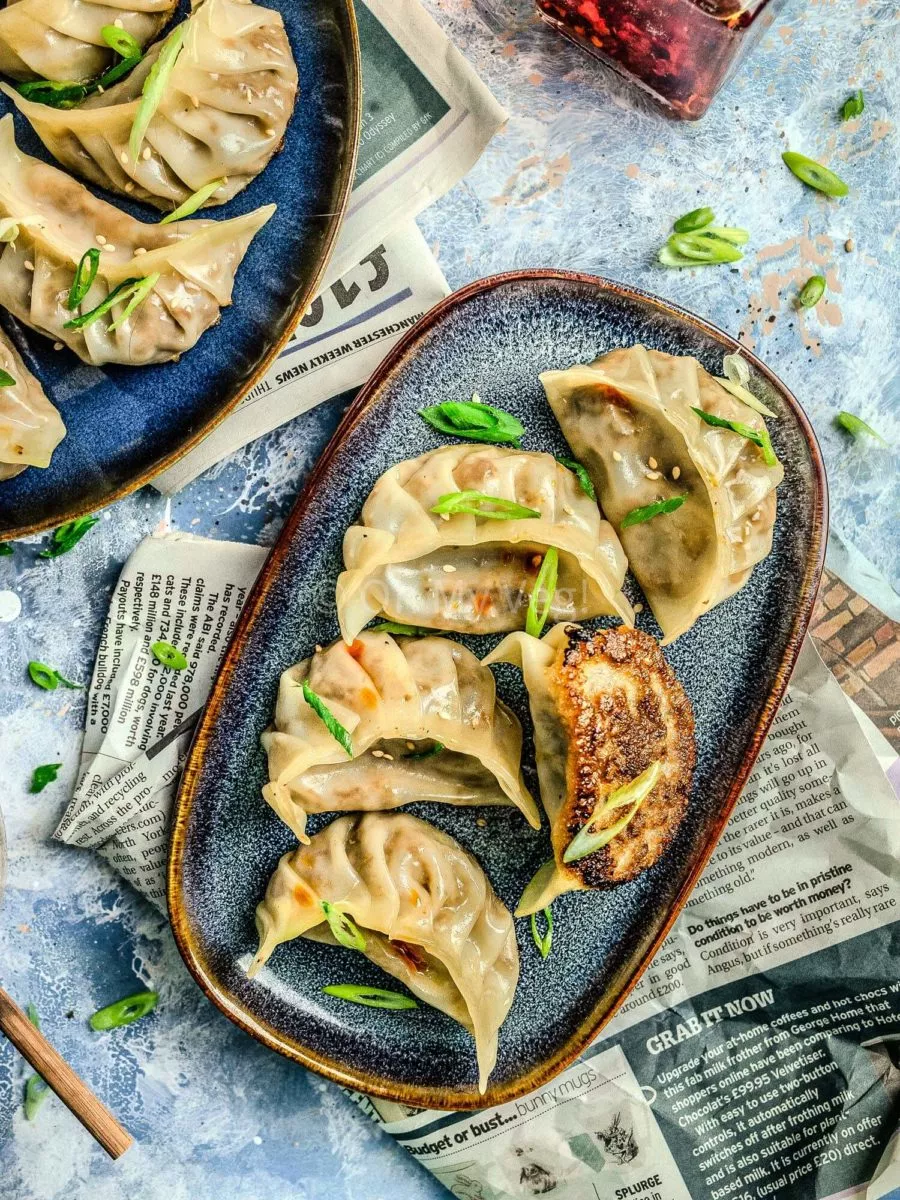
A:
[[835, 412, 886, 443], [29, 764, 63, 794], [150, 641, 188, 671], [89, 991, 159, 1031], [39, 517, 99, 559], [782, 151, 849, 197]]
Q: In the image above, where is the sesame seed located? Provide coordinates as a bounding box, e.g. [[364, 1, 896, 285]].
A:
[[844, 238, 855, 252], [476, 818, 487, 828], [633, 602, 644, 614], [96, 85, 104, 95], [382, 753, 394, 761], [439, 512, 450, 521], [612, 450, 623, 462], [265, 128, 276, 138], [24, 260, 33, 271], [142, 147, 152, 161], [114, 17, 124, 26], [442, 564, 457, 573], [645, 469, 662, 480], [120, 152, 129, 165], [124, 183, 135, 193], [190, 95, 200, 108], [562, 504, 574, 516], [96, 234, 107, 245], [648, 457, 658, 469], [751, 509, 761, 522], [134, 247, 147, 255], [371, 750, 385, 758], [53, 342, 63, 351], [672, 466, 681, 480], [406, 742, 416, 751], [104, 244, 117, 253]]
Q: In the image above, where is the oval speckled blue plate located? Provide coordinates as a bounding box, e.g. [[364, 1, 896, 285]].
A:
[[169, 271, 827, 1110], [0, 0, 360, 541]]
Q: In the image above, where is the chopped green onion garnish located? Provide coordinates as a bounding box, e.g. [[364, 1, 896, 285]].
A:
[[621, 496, 687, 529], [24, 1072, 49, 1121], [101, 24, 142, 60], [556, 455, 595, 500], [130, 23, 186, 160], [150, 641, 188, 670], [302, 682, 353, 757], [160, 179, 227, 225], [0, 543, 13, 556], [67, 248, 101, 311], [563, 761, 662, 863], [64, 277, 155, 331], [835, 411, 886, 443], [28, 661, 81, 690], [691, 407, 778, 467], [797, 275, 826, 308], [406, 742, 444, 761], [89, 990, 158, 1031], [419, 395, 524, 448], [39, 516, 99, 559], [323, 984, 418, 1011], [29, 763, 63, 794], [430, 490, 540, 521], [108, 273, 161, 331], [17, 79, 89, 109], [320, 901, 367, 951], [525, 547, 558, 639], [368, 621, 434, 637], [0, 369, 15, 387], [673, 207, 714, 233], [840, 90, 864, 121], [782, 151, 849, 197], [97, 52, 143, 90], [718, 353, 778, 418], [667, 231, 744, 265], [530, 906, 553, 959]]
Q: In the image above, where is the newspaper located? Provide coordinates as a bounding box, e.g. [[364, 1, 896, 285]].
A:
[[55, 535, 900, 1200], [151, 0, 506, 494]]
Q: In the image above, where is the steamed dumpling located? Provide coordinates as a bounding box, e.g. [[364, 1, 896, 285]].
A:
[[541, 346, 783, 643], [249, 812, 519, 1094], [0, 0, 177, 83], [484, 624, 695, 914], [262, 631, 540, 842], [336, 444, 634, 641], [3, 0, 299, 212], [0, 323, 65, 479], [0, 116, 273, 366]]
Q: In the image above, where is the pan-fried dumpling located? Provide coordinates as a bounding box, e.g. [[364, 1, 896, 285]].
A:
[[0, 0, 177, 83], [0, 116, 273, 366], [248, 812, 519, 1093], [484, 624, 695, 915], [0, 322, 65, 479], [541, 346, 783, 643], [3, 0, 299, 212], [336, 444, 634, 641], [262, 631, 540, 842]]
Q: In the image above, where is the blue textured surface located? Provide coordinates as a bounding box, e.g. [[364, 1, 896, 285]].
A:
[[0, 0, 897, 1197]]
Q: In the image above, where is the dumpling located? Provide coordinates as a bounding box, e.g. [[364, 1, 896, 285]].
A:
[[261, 630, 540, 842], [0, 0, 177, 83], [0, 116, 273, 366], [484, 624, 695, 915], [3, 0, 299, 212], [336, 444, 634, 641], [541, 346, 783, 643], [248, 812, 519, 1094], [0, 322, 65, 479]]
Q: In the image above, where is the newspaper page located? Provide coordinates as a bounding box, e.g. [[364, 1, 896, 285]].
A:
[[55, 535, 900, 1200]]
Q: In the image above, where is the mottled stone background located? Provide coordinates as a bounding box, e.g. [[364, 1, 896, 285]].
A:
[[1, 1, 897, 1197]]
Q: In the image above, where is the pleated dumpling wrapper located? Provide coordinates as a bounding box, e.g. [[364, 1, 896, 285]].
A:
[[262, 630, 540, 842], [541, 346, 784, 644], [0, 0, 177, 82], [0, 116, 274, 367], [0, 323, 65, 480], [249, 812, 519, 1094], [484, 623, 696, 915], [336, 444, 634, 641], [3, 0, 299, 213]]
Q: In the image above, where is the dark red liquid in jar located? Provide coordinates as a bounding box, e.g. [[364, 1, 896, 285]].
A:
[[535, 0, 783, 119]]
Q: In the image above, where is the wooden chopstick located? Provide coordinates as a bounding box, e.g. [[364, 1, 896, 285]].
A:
[[0, 986, 133, 1159]]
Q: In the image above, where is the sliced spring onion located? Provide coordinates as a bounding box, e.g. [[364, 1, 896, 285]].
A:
[[24, 1072, 49, 1121], [718, 353, 777, 418], [563, 761, 662, 864], [63, 278, 142, 330], [835, 411, 886, 443], [406, 742, 444, 761], [525, 547, 558, 639], [320, 901, 367, 951], [556, 455, 595, 500], [430, 490, 540, 521], [840, 89, 864, 121], [667, 231, 744, 264], [782, 151, 849, 197], [368, 621, 434, 637], [101, 24, 142, 60], [302, 682, 353, 757], [160, 179, 227, 225], [38, 516, 99, 559], [323, 984, 418, 1011], [30, 763, 63, 794], [0, 369, 15, 388], [17, 79, 89, 109], [89, 990, 159, 1031], [108, 272, 161, 331], [419, 396, 525, 447], [150, 641, 188, 670], [129, 23, 186, 160], [530, 906, 554, 959], [0, 543, 13, 556], [28, 662, 81, 690], [797, 275, 826, 308], [673, 206, 714, 233], [620, 495, 686, 529], [67, 248, 101, 311], [691, 407, 778, 468]]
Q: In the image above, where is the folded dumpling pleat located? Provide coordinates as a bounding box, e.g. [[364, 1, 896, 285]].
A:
[[249, 812, 519, 1094], [0, 117, 274, 367], [541, 346, 783, 643], [3, 0, 299, 212], [0, 325, 65, 480], [262, 631, 540, 840], [336, 444, 634, 641]]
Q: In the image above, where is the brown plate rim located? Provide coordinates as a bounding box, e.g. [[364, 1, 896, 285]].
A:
[[3, 0, 362, 542], [168, 268, 829, 1110]]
